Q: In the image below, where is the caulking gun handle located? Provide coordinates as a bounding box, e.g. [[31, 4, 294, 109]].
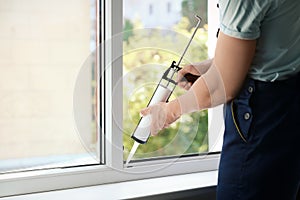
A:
[[181, 73, 200, 84]]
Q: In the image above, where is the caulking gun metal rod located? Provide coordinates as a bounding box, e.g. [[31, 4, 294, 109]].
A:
[[167, 15, 202, 87], [177, 15, 202, 67]]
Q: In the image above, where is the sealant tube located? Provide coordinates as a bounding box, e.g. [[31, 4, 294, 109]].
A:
[[131, 84, 172, 144]]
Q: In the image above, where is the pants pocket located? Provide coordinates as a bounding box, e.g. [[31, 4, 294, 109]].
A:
[[230, 100, 253, 143]]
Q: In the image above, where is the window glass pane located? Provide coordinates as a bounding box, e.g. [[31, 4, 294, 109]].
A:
[[123, 0, 209, 161], [0, 0, 99, 173]]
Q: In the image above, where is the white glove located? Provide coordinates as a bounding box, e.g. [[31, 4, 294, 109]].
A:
[[140, 100, 181, 136], [177, 58, 213, 90]]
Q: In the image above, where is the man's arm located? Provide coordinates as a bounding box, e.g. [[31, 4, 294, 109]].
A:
[[142, 31, 257, 135], [178, 31, 257, 113]]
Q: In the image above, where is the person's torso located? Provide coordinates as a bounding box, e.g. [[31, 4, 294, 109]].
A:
[[249, 0, 300, 81]]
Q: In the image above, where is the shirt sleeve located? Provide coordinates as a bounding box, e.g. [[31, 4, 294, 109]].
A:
[[219, 0, 271, 40]]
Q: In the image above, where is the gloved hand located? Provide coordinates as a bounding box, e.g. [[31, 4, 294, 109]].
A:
[[177, 64, 201, 90], [177, 59, 213, 90], [140, 99, 181, 136]]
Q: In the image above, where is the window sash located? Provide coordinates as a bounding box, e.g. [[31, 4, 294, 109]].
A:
[[0, 0, 100, 173]]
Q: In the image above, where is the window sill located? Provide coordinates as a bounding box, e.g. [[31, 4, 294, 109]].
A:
[[1, 170, 218, 200]]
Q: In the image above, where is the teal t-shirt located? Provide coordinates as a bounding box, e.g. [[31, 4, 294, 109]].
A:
[[219, 0, 300, 81]]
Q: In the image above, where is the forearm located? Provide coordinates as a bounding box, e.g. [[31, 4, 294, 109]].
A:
[[176, 61, 225, 114]]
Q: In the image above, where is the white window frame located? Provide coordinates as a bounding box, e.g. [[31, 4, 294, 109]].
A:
[[0, 0, 222, 197]]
